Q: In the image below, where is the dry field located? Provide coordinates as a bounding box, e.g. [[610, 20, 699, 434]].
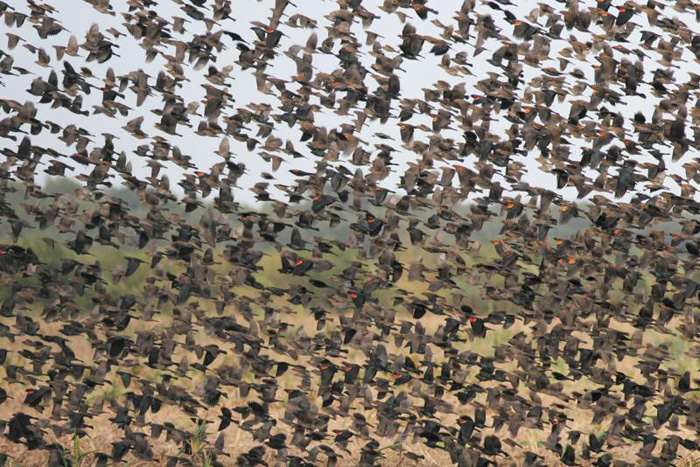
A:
[[1, 304, 700, 467]]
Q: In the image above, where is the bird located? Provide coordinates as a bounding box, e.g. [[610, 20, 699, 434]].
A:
[[1, 0, 700, 465]]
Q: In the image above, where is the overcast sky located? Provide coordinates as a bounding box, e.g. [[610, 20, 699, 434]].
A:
[[2, 0, 700, 205]]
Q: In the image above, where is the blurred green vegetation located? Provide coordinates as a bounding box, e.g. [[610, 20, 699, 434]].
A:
[[2, 176, 697, 335], [0, 176, 683, 315]]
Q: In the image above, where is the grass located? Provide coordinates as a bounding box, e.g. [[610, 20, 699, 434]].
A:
[[67, 431, 96, 467]]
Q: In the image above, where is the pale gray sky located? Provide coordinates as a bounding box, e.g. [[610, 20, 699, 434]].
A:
[[2, 0, 699, 205]]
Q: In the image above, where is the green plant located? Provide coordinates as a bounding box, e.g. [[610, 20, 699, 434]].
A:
[[201, 449, 213, 467], [60, 432, 96, 467], [175, 419, 212, 467]]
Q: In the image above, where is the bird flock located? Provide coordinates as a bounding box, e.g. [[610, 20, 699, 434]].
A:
[[3, 0, 700, 465]]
